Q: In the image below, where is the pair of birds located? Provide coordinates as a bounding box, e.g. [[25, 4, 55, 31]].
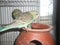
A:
[[0, 9, 39, 32]]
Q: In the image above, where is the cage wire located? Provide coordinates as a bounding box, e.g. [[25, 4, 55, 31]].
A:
[[0, 0, 40, 45], [39, 0, 53, 25]]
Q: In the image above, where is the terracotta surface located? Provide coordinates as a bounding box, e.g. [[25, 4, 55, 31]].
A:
[[16, 23, 55, 45], [31, 23, 49, 29]]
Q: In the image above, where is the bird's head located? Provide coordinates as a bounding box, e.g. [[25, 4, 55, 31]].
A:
[[12, 9, 22, 19], [30, 10, 38, 15], [29, 10, 39, 19]]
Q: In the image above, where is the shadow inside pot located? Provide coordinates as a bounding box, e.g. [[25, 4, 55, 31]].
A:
[[29, 40, 42, 45]]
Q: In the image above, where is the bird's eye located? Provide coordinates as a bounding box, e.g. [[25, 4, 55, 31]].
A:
[[36, 14, 38, 15]]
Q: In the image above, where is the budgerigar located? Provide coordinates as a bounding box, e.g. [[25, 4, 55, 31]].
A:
[[0, 10, 39, 32], [12, 9, 22, 19]]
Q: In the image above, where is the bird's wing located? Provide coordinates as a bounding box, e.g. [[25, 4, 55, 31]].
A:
[[0, 19, 28, 32]]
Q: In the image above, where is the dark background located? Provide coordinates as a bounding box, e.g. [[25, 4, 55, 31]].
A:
[[56, 0, 59, 45]]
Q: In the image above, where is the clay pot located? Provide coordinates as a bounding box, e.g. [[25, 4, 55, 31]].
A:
[[16, 23, 55, 45]]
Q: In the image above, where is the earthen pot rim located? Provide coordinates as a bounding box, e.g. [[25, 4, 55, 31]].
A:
[[23, 23, 53, 32]]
